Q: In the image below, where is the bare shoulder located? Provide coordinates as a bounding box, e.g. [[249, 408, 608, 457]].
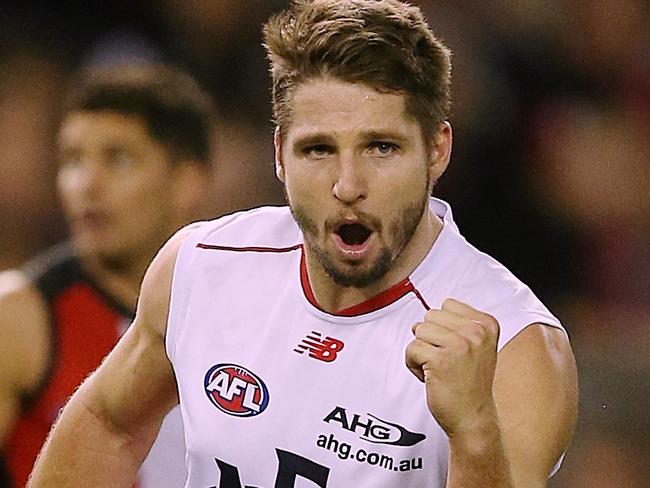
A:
[[0, 269, 50, 393], [495, 323, 577, 423], [500, 323, 574, 367], [494, 323, 578, 483], [136, 223, 203, 338]]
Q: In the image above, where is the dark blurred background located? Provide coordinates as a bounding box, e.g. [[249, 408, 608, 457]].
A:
[[1, 1, 648, 485]]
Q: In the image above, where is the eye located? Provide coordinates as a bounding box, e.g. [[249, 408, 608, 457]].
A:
[[303, 144, 333, 159], [107, 147, 136, 169], [59, 156, 82, 170], [58, 148, 82, 170], [369, 141, 398, 156]]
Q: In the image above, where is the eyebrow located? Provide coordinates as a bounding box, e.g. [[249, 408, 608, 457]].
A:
[[292, 129, 408, 149], [291, 133, 336, 149], [361, 130, 408, 142]]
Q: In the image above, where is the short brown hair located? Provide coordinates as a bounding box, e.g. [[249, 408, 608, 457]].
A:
[[263, 0, 452, 142], [64, 64, 215, 165]]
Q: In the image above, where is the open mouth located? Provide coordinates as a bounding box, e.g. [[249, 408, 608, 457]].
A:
[[336, 223, 372, 247]]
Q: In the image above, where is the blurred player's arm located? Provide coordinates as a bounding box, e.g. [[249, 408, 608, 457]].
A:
[[27, 227, 194, 487], [0, 271, 50, 447]]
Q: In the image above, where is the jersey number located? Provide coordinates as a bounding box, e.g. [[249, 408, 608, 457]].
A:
[[212, 449, 329, 488]]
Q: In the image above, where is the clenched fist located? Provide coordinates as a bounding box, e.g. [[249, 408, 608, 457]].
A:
[[405, 298, 501, 437]]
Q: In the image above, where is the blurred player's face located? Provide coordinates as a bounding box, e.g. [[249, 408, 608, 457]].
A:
[[276, 77, 450, 289], [57, 111, 184, 266]]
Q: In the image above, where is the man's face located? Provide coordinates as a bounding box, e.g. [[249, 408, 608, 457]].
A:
[[277, 77, 445, 288], [57, 111, 180, 266]]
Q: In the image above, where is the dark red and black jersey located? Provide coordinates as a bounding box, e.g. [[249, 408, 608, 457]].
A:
[[1, 244, 133, 488]]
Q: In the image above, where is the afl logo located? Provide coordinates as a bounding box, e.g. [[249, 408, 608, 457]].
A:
[[204, 364, 270, 417]]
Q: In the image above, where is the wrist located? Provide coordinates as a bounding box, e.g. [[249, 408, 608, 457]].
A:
[[447, 401, 503, 456], [446, 405, 513, 488]]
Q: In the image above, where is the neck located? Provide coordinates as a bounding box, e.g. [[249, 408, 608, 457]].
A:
[[306, 207, 443, 313], [79, 253, 150, 312]]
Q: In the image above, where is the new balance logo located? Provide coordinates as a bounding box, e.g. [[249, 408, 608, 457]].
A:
[[294, 331, 344, 363]]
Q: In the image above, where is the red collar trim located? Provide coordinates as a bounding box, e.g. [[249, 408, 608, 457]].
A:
[[299, 247, 415, 317]]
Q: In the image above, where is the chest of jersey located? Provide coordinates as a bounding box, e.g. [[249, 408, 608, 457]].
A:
[[170, 248, 449, 488]]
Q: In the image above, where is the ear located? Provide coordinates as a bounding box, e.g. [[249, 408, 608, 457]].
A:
[[274, 127, 285, 183], [428, 122, 453, 189], [171, 162, 212, 222]]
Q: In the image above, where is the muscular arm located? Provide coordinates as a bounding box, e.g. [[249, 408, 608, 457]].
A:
[[406, 300, 578, 487], [27, 227, 193, 487], [0, 271, 50, 448], [493, 323, 578, 486]]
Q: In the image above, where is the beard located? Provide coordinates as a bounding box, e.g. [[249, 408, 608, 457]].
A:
[[290, 182, 430, 289]]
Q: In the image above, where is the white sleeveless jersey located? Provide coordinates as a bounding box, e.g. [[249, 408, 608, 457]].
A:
[[139, 406, 188, 487], [166, 198, 564, 488]]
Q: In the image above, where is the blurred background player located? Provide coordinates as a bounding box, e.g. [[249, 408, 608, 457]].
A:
[[0, 63, 216, 487]]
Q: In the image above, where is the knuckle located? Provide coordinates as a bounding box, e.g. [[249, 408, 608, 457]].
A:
[[484, 314, 500, 334], [411, 321, 419, 335], [405, 340, 419, 357], [424, 308, 440, 322], [471, 321, 489, 340], [412, 321, 426, 338], [469, 327, 492, 349], [464, 331, 482, 348], [405, 340, 427, 367], [441, 297, 457, 310], [474, 312, 499, 334]]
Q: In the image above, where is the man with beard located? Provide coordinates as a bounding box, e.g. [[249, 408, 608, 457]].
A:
[[28, 1, 578, 487], [0, 63, 215, 487]]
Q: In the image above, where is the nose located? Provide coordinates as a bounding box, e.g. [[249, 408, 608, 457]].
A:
[[77, 161, 106, 198], [332, 155, 367, 204]]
